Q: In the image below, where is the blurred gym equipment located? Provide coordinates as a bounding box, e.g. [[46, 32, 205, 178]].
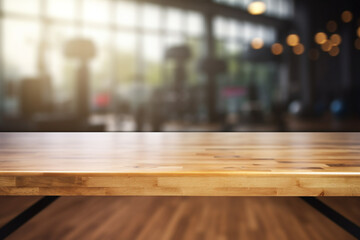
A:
[[64, 38, 96, 120], [19, 77, 52, 119], [165, 45, 191, 120], [199, 57, 227, 122]]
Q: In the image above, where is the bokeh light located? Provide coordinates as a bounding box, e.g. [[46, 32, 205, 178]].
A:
[[286, 34, 300, 47], [271, 43, 283, 55], [330, 34, 342, 46], [355, 38, 360, 50], [326, 21, 337, 33], [293, 43, 304, 55], [251, 37, 264, 49], [321, 40, 332, 52], [248, 1, 266, 15], [341, 10, 353, 23], [315, 32, 327, 45], [329, 46, 340, 56]]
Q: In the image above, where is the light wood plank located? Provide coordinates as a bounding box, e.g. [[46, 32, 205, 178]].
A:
[[0, 133, 359, 196]]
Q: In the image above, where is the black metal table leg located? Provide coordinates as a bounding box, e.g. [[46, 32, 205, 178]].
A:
[[0, 196, 59, 239], [301, 197, 360, 239]]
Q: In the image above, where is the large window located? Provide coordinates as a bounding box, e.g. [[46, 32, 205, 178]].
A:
[[0, 0, 287, 121], [213, 16, 278, 115], [0, 0, 205, 115]]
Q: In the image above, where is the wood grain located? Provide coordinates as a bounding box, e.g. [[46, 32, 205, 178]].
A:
[[0, 133, 359, 196]]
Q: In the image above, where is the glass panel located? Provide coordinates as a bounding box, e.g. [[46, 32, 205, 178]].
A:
[[46, 0, 75, 20], [166, 8, 183, 33], [46, 24, 77, 104], [165, 35, 184, 48], [3, 0, 40, 15], [187, 37, 205, 85], [116, 1, 137, 28], [3, 19, 40, 80], [228, 20, 240, 40], [187, 11, 204, 36], [83, 0, 110, 24], [143, 34, 162, 86], [243, 22, 252, 42], [115, 32, 137, 83], [141, 4, 161, 31], [214, 17, 228, 39], [225, 40, 240, 55], [264, 27, 276, 44]]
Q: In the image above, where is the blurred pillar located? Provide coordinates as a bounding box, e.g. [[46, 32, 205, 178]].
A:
[[77, 61, 89, 120], [340, 16, 353, 96], [0, 0, 4, 121], [277, 29, 291, 104], [204, 13, 217, 123], [294, 0, 312, 110], [109, 0, 117, 113], [135, 1, 144, 80]]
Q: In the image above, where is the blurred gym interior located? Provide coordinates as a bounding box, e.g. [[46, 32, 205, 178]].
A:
[[1, 0, 360, 132], [0, 1, 360, 240]]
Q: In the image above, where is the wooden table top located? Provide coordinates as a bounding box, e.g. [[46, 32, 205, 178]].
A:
[[0, 133, 359, 196]]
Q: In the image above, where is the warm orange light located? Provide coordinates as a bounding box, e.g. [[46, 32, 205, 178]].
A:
[[293, 43, 304, 55], [330, 34, 342, 46], [329, 46, 340, 56], [315, 32, 327, 45], [248, 1, 266, 15], [309, 49, 319, 61], [251, 37, 264, 49], [271, 43, 283, 55], [341, 11, 353, 23], [286, 34, 300, 47], [326, 21, 337, 33], [321, 40, 332, 52], [355, 38, 360, 50], [357, 27, 360, 38]]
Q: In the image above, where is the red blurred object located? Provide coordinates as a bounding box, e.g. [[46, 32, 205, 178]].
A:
[[95, 93, 110, 108], [222, 87, 247, 97]]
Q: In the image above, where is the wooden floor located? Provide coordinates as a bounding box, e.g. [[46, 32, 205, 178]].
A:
[[0, 197, 359, 240]]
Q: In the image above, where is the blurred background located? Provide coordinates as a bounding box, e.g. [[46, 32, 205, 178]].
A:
[[0, 0, 360, 132]]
